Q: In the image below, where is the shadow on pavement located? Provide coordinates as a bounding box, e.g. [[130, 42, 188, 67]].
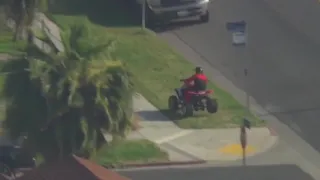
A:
[[135, 109, 208, 125], [119, 164, 314, 180], [48, 0, 140, 27], [153, 19, 203, 33], [136, 110, 172, 122]]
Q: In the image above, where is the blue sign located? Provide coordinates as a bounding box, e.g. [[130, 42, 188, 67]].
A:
[[226, 21, 246, 32]]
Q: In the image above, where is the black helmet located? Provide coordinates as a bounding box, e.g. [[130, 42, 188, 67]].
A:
[[195, 66, 203, 74]]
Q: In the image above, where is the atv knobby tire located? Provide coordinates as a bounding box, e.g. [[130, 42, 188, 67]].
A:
[[184, 103, 194, 116], [168, 95, 179, 111], [206, 97, 218, 113]]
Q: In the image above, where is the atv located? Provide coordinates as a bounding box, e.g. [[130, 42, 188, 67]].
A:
[[168, 87, 218, 117]]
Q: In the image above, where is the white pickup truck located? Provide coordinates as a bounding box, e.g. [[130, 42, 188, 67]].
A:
[[135, 0, 210, 26]]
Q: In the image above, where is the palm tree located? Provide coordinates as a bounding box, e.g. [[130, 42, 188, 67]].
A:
[[1, 22, 133, 161], [7, 0, 36, 41]]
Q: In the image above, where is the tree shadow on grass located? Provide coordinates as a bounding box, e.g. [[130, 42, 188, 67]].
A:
[[49, 0, 140, 27]]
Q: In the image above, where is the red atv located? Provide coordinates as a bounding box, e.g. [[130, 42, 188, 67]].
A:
[[168, 80, 218, 117]]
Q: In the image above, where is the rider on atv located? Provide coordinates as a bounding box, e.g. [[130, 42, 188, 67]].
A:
[[179, 67, 208, 103]]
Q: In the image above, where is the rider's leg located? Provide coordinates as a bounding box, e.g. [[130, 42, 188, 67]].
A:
[[182, 86, 193, 103], [184, 90, 192, 103], [178, 84, 188, 98]]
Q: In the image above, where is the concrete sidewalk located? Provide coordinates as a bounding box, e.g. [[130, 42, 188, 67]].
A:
[[130, 93, 278, 162]]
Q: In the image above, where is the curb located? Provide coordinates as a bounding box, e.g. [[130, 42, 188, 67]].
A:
[[104, 160, 206, 169]]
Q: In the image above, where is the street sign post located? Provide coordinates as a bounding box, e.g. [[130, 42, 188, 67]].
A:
[[226, 21, 251, 168], [142, 0, 146, 29], [240, 118, 251, 166], [226, 21, 250, 114]]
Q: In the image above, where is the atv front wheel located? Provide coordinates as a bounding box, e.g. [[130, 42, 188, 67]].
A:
[[206, 97, 218, 113]]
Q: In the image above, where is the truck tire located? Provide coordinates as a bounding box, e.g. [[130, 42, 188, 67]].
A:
[[200, 10, 209, 23], [145, 6, 157, 29]]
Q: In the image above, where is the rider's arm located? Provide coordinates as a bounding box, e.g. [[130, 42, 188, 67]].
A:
[[204, 76, 209, 83], [185, 75, 196, 84]]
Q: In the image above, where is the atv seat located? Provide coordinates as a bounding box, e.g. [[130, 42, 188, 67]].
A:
[[188, 89, 213, 95]]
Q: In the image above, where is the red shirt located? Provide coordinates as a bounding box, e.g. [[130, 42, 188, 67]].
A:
[[185, 74, 208, 86]]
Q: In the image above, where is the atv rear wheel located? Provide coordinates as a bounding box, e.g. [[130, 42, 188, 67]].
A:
[[206, 97, 218, 113], [168, 95, 179, 111]]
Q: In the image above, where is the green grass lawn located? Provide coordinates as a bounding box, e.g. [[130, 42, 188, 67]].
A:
[[52, 14, 265, 129], [91, 140, 168, 167]]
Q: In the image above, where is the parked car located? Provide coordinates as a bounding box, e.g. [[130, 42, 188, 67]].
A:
[[135, 0, 210, 26], [0, 135, 36, 170], [0, 145, 36, 170]]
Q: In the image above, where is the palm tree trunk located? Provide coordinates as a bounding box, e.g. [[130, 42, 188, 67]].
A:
[[13, 16, 23, 41], [12, 0, 35, 41], [12, 4, 26, 41], [97, 129, 106, 148], [55, 125, 64, 160]]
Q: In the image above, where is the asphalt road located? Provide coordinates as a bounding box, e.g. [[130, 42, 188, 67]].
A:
[[119, 164, 315, 180], [160, 0, 320, 153]]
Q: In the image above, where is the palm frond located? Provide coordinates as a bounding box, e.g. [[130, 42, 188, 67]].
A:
[[2, 20, 134, 160], [82, 39, 117, 59]]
